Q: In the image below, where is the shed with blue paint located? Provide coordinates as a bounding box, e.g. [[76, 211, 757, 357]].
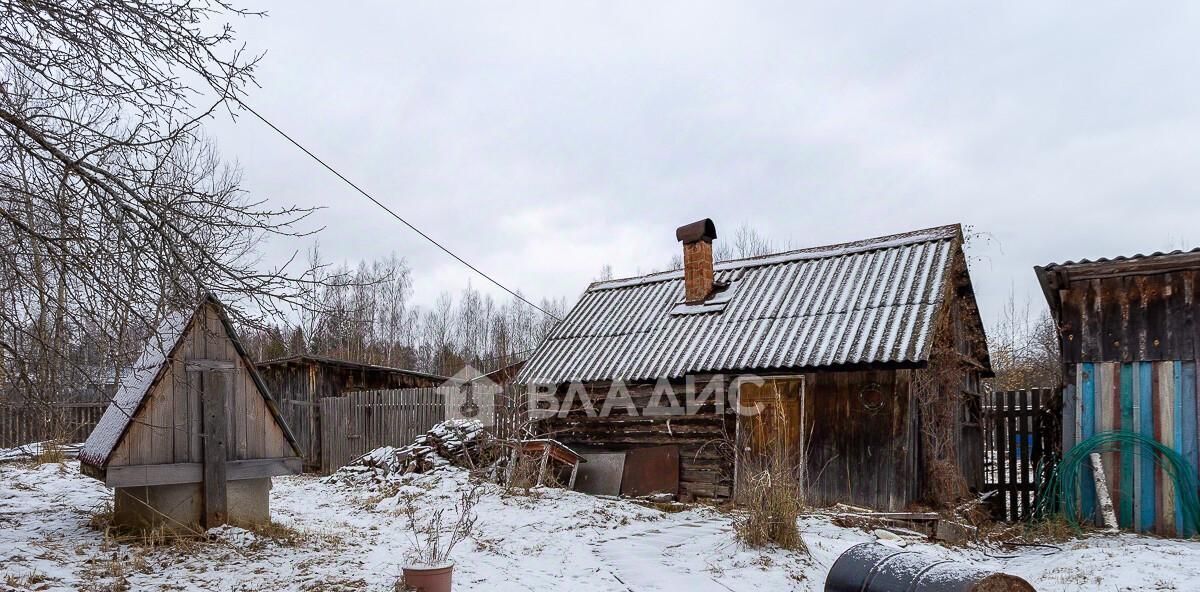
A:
[[1036, 248, 1200, 536]]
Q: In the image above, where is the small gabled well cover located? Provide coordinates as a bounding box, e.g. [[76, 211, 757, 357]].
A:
[[79, 294, 302, 485]]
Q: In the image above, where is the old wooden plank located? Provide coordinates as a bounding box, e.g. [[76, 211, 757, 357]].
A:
[[1005, 389, 1019, 521], [1030, 388, 1045, 517], [202, 369, 228, 528], [172, 360, 190, 463], [236, 365, 248, 460], [1158, 361, 1174, 534], [1079, 363, 1096, 522], [1174, 360, 1185, 535], [227, 457, 302, 480], [1184, 360, 1198, 537], [106, 463, 202, 487], [1081, 280, 1103, 361], [1150, 362, 1163, 533], [103, 457, 301, 487], [188, 368, 204, 463], [1138, 361, 1155, 531], [1119, 363, 1135, 528], [185, 360, 237, 372]]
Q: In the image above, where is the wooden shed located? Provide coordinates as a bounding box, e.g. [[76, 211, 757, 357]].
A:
[[255, 355, 445, 470], [517, 221, 992, 509], [79, 295, 302, 531], [1036, 248, 1200, 536]]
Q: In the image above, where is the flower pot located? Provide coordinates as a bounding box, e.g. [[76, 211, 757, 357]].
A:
[[401, 562, 453, 592]]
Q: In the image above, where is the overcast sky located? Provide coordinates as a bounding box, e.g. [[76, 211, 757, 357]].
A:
[[207, 2, 1200, 325]]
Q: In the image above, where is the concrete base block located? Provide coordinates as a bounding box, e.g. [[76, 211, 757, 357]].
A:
[[114, 478, 272, 533]]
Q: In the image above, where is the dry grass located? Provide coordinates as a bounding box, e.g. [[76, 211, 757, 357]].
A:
[[31, 440, 66, 465], [4, 569, 52, 590], [733, 462, 808, 553], [502, 450, 563, 494], [984, 514, 1078, 544], [231, 520, 311, 547]]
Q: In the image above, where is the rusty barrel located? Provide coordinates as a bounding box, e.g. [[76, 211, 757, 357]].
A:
[[824, 543, 1036, 592]]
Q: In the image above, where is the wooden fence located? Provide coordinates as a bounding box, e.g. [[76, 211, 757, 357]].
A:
[[0, 403, 106, 448], [319, 388, 446, 474], [318, 385, 532, 474], [983, 388, 1057, 521]]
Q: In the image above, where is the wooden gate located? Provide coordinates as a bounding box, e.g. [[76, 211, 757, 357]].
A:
[[319, 388, 446, 474], [983, 388, 1057, 521]]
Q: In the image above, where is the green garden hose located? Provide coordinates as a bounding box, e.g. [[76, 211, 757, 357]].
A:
[[1034, 430, 1200, 534]]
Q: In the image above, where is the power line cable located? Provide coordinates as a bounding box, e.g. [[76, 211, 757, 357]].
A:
[[235, 99, 562, 321]]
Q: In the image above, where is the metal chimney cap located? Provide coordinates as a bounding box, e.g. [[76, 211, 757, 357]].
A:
[[675, 219, 717, 243]]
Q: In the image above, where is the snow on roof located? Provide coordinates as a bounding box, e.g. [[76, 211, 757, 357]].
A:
[[78, 309, 193, 467], [516, 224, 968, 384]]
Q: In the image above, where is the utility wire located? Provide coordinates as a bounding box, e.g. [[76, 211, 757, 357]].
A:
[[235, 99, 562, 321]]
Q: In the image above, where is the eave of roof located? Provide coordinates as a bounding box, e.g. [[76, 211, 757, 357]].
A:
[[255, 354, 446, 382]]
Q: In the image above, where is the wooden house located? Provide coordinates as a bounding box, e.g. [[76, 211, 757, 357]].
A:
[[255, 355, 445, 470], [79, 295, 302, 531], [516, 220, 992, 508], [1036, 248, 1200, 536]]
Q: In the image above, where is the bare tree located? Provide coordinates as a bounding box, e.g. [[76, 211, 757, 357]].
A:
[[0, 2, 322, 407], [987, 288, 1062, 391], [668, 222, 784, 269]]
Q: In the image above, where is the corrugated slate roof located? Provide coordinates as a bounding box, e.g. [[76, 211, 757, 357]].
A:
[[1040, 246, 1200, 270], [516, 224, 964, 384]]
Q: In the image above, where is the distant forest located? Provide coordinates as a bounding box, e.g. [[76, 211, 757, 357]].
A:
[[240, 247, 566, 377]]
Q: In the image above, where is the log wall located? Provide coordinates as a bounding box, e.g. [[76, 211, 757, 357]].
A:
[[538, 369, 940, 509]]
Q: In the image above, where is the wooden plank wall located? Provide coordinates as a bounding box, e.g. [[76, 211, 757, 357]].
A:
[[258, 361, 445, 471], [491, 385, 530, 441], [109, 303, 294, 468], [319, 388, 446, 474], [983, 388, 1053, 521], [258, 362, 325, 471], [1056, 271, 1199, 365], [0, 403, 105, 448], [1066, 360, 1199, 536], [805, 369, 920, 511]]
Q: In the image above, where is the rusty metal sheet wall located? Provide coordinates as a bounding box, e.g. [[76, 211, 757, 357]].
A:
[[620, 445, 680, 497]]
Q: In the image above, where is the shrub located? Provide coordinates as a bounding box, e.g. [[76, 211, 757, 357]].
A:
[[733, 457, 807, 553]]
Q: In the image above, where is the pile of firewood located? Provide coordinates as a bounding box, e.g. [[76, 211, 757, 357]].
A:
[[350, 419, 487, 476]]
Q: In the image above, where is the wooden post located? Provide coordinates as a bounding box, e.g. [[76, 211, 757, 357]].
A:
[[201, 369, 229, 528], [505, 447, 520, 487], [536, 446, 551, 487], [568, 460, 580, 489]]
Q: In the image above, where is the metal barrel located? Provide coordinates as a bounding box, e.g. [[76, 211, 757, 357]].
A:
[[824, 543, 1037, 592]]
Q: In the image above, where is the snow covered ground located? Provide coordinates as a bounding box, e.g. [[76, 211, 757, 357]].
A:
[[0, 459, 1196, 591]]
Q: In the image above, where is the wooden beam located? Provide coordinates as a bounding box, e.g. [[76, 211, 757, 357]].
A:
[[186, 359, 237, 372], [227, 457, 303, 480], [102, 457, 303, 488], [202, 369, 228, 527]]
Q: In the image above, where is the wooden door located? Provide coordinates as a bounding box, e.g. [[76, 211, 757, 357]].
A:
[[738, 378, 805, 470]]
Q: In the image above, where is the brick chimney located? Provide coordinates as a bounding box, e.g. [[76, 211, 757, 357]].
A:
[[676, 219, 717, 302]]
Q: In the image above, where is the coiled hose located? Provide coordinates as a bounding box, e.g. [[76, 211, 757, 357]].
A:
[[1034, 430, 1200, 533]]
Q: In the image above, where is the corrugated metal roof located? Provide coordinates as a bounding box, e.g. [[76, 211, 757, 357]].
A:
[[516, 224, 964, 384], [1040, 246, 1200, 270]]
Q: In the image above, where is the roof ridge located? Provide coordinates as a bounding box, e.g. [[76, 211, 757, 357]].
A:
[[1041, 246, 1200, 270], [590, 223, 961, 291]]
